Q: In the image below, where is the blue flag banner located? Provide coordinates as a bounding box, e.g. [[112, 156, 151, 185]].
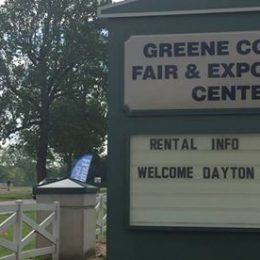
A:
[[70, 154, 93, 183]]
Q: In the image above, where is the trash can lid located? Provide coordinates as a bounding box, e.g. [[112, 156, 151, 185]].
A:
[[36, 178, 97, 194]]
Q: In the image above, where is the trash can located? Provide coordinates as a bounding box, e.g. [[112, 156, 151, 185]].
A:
[[36, 178, 97, 260]]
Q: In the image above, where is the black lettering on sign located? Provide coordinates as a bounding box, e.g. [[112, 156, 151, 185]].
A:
[[143, 43, 157, 58], [192, 86, 206, 101], [165, 167, 194, 179], [143, 66, 156, 80], [203, 167, 254, 179], [211, 138, 239, 150], [142, 41, 230, 58], [132, 65, 178, 80], [208, 62, 260, 78], [138, 166, 194, 179], [192, 85, 260, 102], [237, 39, 260, 55], [150, 138, 197, 151], [138, 167, 147, 178], [230, 167, 254, 179], [137, 166, 159, 179]]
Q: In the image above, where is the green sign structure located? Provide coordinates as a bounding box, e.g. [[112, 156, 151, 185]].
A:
[[99, 0, 260, 259]]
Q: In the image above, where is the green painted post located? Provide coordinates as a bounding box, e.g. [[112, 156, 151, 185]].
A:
[[99, 1, 260, 259]]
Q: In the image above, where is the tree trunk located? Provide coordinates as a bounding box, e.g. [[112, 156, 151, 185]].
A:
[[36, 147, 48, 183], [36, 110, 49, 183], [36, 57, 49, 183]]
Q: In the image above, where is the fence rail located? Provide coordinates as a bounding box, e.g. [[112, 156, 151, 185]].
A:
[[0, 200, 60, 260]]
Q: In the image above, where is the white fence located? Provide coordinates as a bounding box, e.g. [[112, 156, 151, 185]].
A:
[[0, 194, 106, 259], [96, 193, 107, 240], [0, 200, 60, 260]]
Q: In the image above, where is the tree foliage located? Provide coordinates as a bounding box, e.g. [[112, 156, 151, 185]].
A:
[[49, 94, 106, 169], [0, 0, 108, 182], [0, 146, 69, 185], [0, 147, 36, 185]]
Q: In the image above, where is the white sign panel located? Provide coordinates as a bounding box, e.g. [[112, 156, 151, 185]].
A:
[[125, 31, 260, 111], [130, 134, 260, 228]]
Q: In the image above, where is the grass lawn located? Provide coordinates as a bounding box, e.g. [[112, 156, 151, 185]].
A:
[[0, 186, 32, 201]]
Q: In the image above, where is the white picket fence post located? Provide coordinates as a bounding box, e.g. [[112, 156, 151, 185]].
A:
[[15, 200, 23, 260], [52, 201, 60, 260], [96, 193, 107, 240]]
